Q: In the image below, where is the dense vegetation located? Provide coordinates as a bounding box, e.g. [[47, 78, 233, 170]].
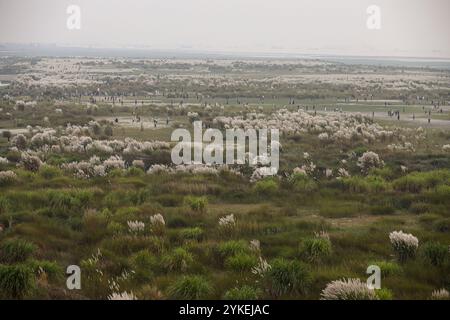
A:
[[0, 57, 449, 300]]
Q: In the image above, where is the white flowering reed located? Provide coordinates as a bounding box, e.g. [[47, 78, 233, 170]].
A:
[[321, 278, 378, 300], [389, 230, 419, 262], [251, 257, 271, 277], [150, 213, 165, 226], [218, 214, 236, 229], [357, 151, 384, 173], [108, 291, 137, 300], [430, 289, 449, 300], [127, 220, 145, 234], [0, 170, 17, 185]]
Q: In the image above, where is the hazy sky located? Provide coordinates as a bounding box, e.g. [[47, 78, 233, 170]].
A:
[[1, 0, 449, 58]]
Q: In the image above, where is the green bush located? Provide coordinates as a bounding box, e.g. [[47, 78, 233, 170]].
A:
[[289, 174, 317, 193], [224, 253, 258, 272], [184, 196, 208, 213], [392, 170, 450, 193], [223, 285, 260, 300], [375, 288, 393, 300], [216, 241, 250, 260], [266, 259, 312, 296], [370, 261, 402, 277], [162, 247, 194, 272], [254, 179, 279, 196], [39, 165, 62, 180], [420, 242, 448, 267], [131, 250, 156, 282], [299, 237, 332, 263], [27, 259, 63, 282], [180, 227, 204, 241], [168, 275, 212, 299], [0, 264, 35, 299], [0, 239, 36, 264]]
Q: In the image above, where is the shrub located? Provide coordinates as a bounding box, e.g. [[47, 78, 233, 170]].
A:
[[340, 176, 369, 193], [289, 174, 317, 193], [253, 179, 279, 196], [223, 285, 260, 300], [299, 237, 332, 263], [0, 264, 35, 299], [370, 261, 402, 277], [168, 275, 212, 299], [0, 170, 18, 186], [392, 170, 450, 193], [27, 259, 63, 282], [420, 242, 448, 267], [180, 227, 204, 241], [321, 278, 377, 300], [162, 248, 194, 272], [0, 239, 36, 264], [432, 218, 450, 233], [39, 165, 62, 179], [389, 230, 419, 262], [224, 253, 258, 272], [266, 259, 312, 296], [375, 288, 393, 300], [357, 151, 384, 173], [131, 250, 155, 282], [216, 241, 250, 260], [365, 175, 389, 193], [185, 196, 208, 213]]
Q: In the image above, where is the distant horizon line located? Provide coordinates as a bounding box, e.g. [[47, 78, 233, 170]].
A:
[[1, 42, 450, 62]]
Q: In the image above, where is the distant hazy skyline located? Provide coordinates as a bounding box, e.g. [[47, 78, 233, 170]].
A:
[[1, 0, 449, 58]]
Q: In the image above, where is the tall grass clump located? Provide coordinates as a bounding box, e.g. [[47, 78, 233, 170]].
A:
[[389, 230, 418, 262], [420, 242, 448, 267], [223, 286, 260, 300], [162, 247, 194, 272], [0, 239, 36, 264], [184, 196, 208, 213], [168, 275, 212, 299], [0, 264, 35, 299], [253, 178, 279, 196], [321, 278, 377, 300], [299, 237, 332, 263], [224, 253, 258, 272], [266, 259, 312, 296]]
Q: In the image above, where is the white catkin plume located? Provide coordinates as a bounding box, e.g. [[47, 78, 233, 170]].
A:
[[127, 220, 145, 233], [108, 291, 137, 300], [320, 278, 378, 300], [0, 170, 17, 184], [251, 257, 271, 277], [357, 151, 384, 173], [218, 214, 236, 228], [430, 289, 450, 300], [150, 214, 165, 226], [389, 230, 419, 261], [249, 239, 261, 252]]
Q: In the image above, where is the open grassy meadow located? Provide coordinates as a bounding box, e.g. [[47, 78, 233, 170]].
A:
[[0, 55, 449, 301]]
